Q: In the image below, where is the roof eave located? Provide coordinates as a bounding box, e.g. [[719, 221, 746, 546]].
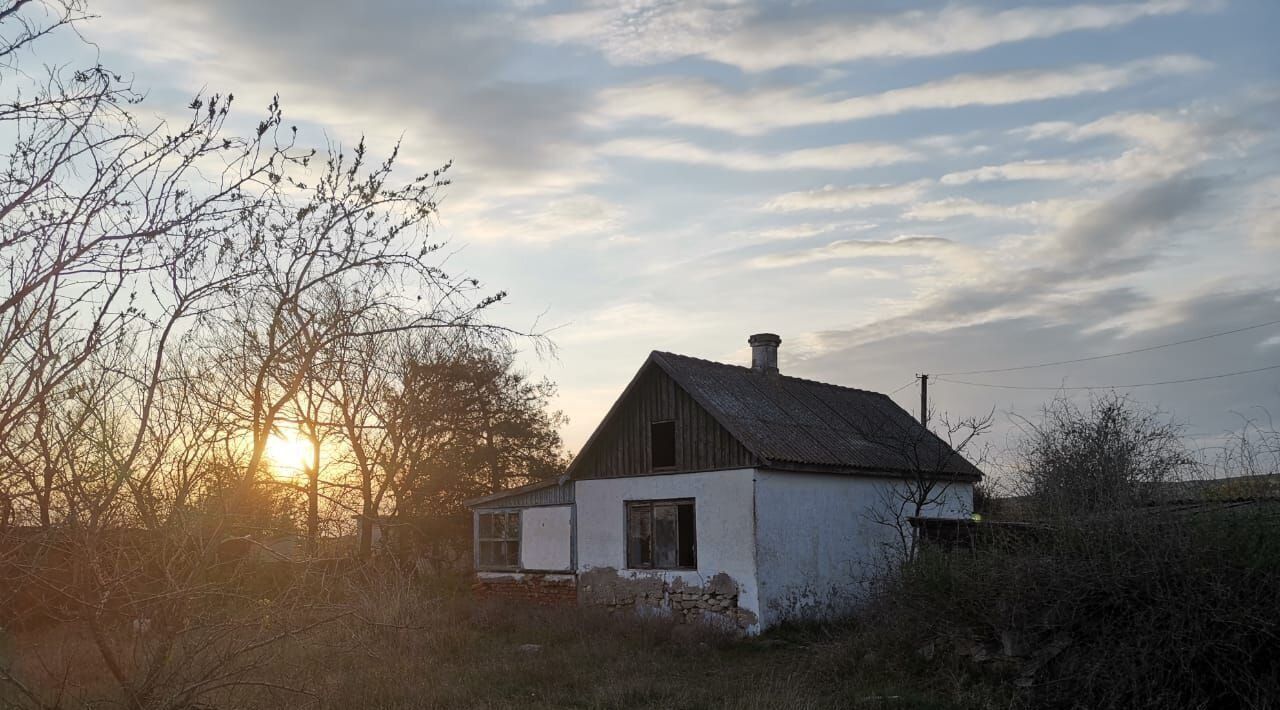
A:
[[463, 475, 569, 509], [761, 460, 982, 482]]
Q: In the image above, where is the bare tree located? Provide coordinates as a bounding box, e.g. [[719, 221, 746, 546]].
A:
[[0, 3, 526, 706], [863, 404, 994, 562], [1199, 409, 1280, 495], [200, 141, 512, 522], [317, 328, 403, 560], [1011, 391, 1195, 516], [0, 0, 302, 530]]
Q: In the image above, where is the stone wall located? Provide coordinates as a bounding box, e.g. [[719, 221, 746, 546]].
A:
[[472, 573, 577, 605], [578, 567, 757, 631]]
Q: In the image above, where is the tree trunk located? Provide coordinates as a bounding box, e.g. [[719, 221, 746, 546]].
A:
[[306, 466, 319, 558], [305, 429, 320, 557], [483, 409, 501, 494], [38, 466, 52, 528], [358, 459, 375, 560]]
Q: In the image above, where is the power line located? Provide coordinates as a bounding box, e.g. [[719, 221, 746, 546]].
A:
[[888, 378, 916, 395], [934, 364, 1280, 391], [934, 318, 1280, 376]]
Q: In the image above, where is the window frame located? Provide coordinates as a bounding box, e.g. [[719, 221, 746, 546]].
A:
[[475, 509, 522, 571], [624, 498, 696, 570], [650, 419, 677, 471]]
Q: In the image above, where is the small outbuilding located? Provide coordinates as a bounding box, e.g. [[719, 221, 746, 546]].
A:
[[466, 334, 981, 633]]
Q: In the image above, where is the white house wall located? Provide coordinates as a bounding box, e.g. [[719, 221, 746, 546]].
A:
[[753, 470, 973, 629], [574, 468, 761, 632], [519, 505, 573, 572]]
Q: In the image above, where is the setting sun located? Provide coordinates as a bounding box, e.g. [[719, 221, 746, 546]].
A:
[[265, 426, 315, 477]]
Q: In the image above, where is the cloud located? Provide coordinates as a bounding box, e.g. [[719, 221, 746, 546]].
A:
[[533, 0, 1208, 71], [598, 137, 921, 172], [447, 194, 626, 245], [1013, 111, 1198, 150], [940, 148, 1209, 188], [749, 235, 959, 269], [594, 56, 1207, 135], [943, 106, 1260, 186], [93, 0, 597, 191], [737, 221, 878, 243], [823, 265, 900, 281], [558, 300, 713, 343], [942, 160, 1107, 185], [903, 197, 1090, 226], [1246, 176, 1280, 249], [812, 175, 1218, 345], [530, 0, 752, 67], [1051, 175, 1213, 269], [765, 181, 929, 213]]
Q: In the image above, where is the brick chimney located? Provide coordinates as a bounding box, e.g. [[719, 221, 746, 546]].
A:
[[748, 333, 781, 375]]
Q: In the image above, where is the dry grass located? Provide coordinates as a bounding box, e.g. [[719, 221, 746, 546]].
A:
[[239, 604, 989, 710], [2, 572, 999, 710]]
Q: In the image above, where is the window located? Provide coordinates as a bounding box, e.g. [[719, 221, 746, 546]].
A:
[[651, 420, 676, 469], [477, 511, 520, 569], [626, 499, 695, 569]]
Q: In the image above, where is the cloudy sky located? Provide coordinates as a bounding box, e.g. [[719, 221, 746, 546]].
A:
[[81, 0, 1278, 464]]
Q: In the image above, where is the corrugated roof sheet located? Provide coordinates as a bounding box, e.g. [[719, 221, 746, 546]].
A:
[[650, 351, 982, 478], [465, 477, 575, 509]]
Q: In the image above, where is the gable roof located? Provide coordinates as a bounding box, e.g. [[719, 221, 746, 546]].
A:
[[566, 350, 982, 481]]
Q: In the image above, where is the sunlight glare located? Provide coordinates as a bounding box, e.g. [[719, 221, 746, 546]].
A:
[[265, 426, 315, 478]]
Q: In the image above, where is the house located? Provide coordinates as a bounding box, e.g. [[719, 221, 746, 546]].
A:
[[465, 334, 982, 633]]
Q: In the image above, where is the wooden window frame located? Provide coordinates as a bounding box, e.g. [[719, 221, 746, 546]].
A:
[[475, 509, 521, 571], [625, 498, 696, 570]]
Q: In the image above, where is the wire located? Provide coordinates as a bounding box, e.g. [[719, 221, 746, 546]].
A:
[[935, 364, 1280, 391], [888, 378, 917, 395], [934, 318, 1280, 376]]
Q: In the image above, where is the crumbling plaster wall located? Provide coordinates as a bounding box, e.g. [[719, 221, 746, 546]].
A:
[[574, 468, 761, 633], [753, 470, 973, 629]]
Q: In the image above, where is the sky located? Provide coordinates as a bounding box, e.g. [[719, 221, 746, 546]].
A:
[[70, 0, 1280, 467]]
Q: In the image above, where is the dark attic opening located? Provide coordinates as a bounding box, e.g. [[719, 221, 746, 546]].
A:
[[651, 419, 676, 469]]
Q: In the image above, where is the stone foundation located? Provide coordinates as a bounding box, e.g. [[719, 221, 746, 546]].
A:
[[472, 573, 577, 605], [578, 567, 757, 631]]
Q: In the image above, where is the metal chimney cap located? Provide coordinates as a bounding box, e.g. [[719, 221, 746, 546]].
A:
[[748, 333, 781, 347]]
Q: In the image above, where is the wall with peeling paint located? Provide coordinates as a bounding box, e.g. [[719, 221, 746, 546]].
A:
[[575, 468, 761, 631], [753, 470, 973, 628], [473, 467, 973, 633], [520, 505, 573, 572]]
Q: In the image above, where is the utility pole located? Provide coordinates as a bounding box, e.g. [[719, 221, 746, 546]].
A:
[[918, 373, 928, 427]]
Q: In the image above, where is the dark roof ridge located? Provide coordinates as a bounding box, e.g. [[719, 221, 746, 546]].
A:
[[650, 350, 894, 400]]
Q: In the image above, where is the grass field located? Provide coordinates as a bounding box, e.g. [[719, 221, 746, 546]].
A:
[[4, 586, 1004, 710]]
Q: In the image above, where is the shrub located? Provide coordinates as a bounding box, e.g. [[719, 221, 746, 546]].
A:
[[868, 507, 1280, 709], [1011, 392, 1196, 516]]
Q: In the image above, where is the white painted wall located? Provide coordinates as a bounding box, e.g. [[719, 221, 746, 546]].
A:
[[520, 505, 573, 572], [574, 468, 760, 630], [753, 470, 972, 629]]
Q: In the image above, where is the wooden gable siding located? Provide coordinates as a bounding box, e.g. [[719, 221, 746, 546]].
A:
[[572, 364, 756, 479], [471, 481, 574, 509]]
